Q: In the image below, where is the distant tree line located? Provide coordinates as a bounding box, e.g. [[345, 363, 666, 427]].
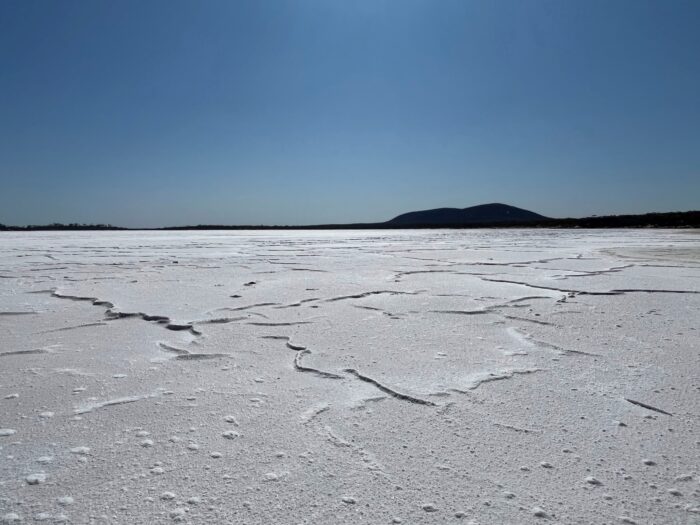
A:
[[0, 223, 123, 231], [1, 211, 698, 231], [530, 211, 700, 229]]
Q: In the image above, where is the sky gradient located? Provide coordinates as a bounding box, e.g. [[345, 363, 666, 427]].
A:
[[1, 0, 699, 227]]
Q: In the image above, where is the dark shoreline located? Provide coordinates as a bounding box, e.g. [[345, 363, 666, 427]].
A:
[[1, 210, 698, 231]]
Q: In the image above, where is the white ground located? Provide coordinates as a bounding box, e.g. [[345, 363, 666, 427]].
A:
[[0, 229, 698, 524]]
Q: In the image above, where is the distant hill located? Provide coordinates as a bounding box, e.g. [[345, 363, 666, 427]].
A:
[[385, 203, 547, 227]]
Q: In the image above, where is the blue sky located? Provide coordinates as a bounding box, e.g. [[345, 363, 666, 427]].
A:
[[1, 0, 699, 227]]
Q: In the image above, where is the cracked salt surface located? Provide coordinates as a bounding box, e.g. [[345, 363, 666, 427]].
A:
[[0, 229, 698, 523]]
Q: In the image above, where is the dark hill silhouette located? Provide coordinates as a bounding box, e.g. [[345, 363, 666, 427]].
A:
[[385, 203, 547, 227]]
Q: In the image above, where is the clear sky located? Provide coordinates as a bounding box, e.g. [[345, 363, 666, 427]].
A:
[[1, 0, 699, 227]]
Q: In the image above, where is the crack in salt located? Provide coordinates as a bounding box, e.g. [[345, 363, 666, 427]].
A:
[[344, 368, 436, 406]]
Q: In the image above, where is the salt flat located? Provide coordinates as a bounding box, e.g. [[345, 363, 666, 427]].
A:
[[0, 229, 698, 524]]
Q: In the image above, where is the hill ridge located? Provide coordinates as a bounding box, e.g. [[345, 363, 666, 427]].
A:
[[385, 203, 547, 226]]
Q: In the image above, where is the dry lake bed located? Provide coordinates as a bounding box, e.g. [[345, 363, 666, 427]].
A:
[[0, 229, 698, 524]]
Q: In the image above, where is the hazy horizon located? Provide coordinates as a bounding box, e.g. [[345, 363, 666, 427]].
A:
[[2, 1, 699, 228], [1, 201, 699, 229]]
